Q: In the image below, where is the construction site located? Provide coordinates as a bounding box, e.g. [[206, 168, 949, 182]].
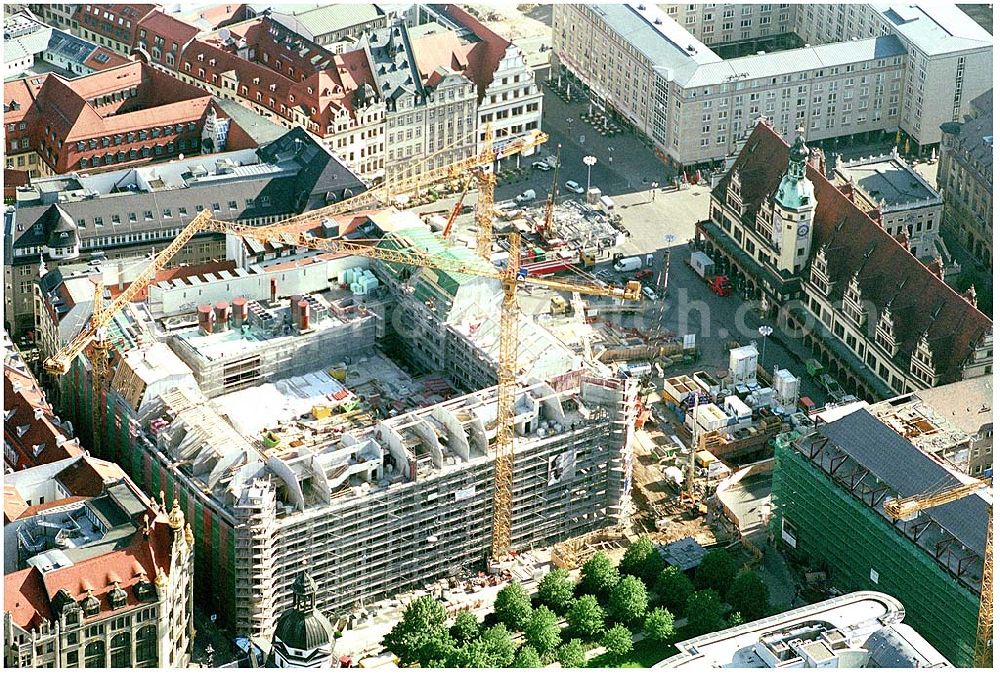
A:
[[45, 161, 647, 641]]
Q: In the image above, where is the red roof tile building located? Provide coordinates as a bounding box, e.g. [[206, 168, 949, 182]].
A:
[[3, 457, 195, 668], [3, 62, 230, 176], [133, 8, 201, 71], [699, 121, 992, 401], [4, 345, 85, 472]]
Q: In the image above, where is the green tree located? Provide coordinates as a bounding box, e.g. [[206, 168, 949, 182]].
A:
[[566, 594, 606, 639], [619, 536, 665, 584], [643, 607, 675, 642], [450, 610, 480, 646], [695, 549, 739, 595], [494, 582, 533, 631], [654, 566, 695, 615], [411, 626, 456, 668], [727, 611, 745, 628], [537, 568, 575, 614], [727, 570, 770, 621], [524, 606, 562, 656], [602, 624, 634, 661], [382, 595, 450, 665], [478, 625, 516, 668], [609, 575, 649, 627], [446, 639, 488, 668], [685, 590, 726, 636], [580, 551, 620, 598], [512, 645, 543, 668], [557, 638, 588, 668]]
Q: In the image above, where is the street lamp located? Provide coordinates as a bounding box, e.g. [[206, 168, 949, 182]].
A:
[[651, 181, 659, 202], [663, 234, 676, 293], [583, 155, 597, 192], [758, 325, 774, 368]]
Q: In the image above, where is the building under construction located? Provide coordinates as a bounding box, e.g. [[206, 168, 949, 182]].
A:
[[52, 223, 639, 638], [770, 409, 988, 666]]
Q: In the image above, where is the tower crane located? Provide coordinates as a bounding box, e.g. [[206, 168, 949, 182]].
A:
[[442, 174, 474, 241], [539, 144, 562, 240], [884, 479, 992, 668], [274, 126, 549, 260], [44, 210, 641, 563]]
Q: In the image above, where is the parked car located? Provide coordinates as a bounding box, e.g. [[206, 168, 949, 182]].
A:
[[642, 286, 659, 301], [514, 189, 537, 204], [564, 180, 585, 194], [531, 161, 552, 171]]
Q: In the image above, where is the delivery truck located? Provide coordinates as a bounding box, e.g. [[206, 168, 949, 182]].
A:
[[613, 256, 643, 273], [688, 251, 732, 296]]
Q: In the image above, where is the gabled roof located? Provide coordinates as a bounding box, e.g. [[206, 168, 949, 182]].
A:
[[714, 122, 991, 381], [4, 361, 86, 471], [136, 9, 200, 48], [71, 4, 158, 47]]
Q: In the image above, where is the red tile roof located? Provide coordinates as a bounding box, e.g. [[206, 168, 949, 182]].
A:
[[82, 46, 131, 71], [432, 4, 511, 98], [4, 363, 86, 471], [5, 508, 180, 630], [55, 456, 126, 497], [4, 168, 29, 200], [714, 122, 992, 382], [135, 9, 200, 68], [17, 496, 90, 520]]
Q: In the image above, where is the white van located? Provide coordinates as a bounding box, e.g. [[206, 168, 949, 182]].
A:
[[515, 189, 537, 204], [600, 195, 615, 211]]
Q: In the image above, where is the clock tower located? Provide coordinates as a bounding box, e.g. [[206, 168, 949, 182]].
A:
[[773, 128, 816, 274]]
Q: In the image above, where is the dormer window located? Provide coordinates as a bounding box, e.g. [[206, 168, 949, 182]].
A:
[[910, 333, 937, 386], [810, 246, 831, 295], [875, 307, 899, 356], [727, 169, 743, 213], [842, 273, 864, 326]]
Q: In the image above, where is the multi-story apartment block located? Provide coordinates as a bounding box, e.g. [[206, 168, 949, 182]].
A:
[[832, 147, 943, 260], [3, 62, 215, 177], [3, 127, 365, 337], [3, 456, 195, 668], [133, 8, 201, 73], [553, 3, 991, 169], [72, 3, 159, 55], [267, 3, 387, 52], [938, 88, 992, 267], [662, 2, 795, 49], [698, 120, 992, 401], [794, 4, 993, 149]]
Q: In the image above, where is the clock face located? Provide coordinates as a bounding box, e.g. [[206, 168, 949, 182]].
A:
[[797, 224, 810, 238]]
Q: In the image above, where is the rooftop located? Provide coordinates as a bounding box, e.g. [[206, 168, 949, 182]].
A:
[[911, 376, 993, 436], [833, 149, 940, 208], [872, 3, 993, 56], [658, 591, 950, 668], [266, 3, 384, 41]]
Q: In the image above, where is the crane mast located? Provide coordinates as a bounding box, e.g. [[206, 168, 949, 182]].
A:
[[541, 144, 562, 240]]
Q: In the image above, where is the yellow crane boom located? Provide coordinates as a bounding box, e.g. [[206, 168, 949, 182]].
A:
[[43, 208, 638, 564], [884, 479, 992, 668]]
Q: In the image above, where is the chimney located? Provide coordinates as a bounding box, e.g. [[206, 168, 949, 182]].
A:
[[198, 304, 214, 335], [290, 295, 302, 326], [231, 296, 248, 329], [214, 301, 230, 332], [298, 300, 310, 331], [270, 278, 278, 303], [963, 285, 978, 308]]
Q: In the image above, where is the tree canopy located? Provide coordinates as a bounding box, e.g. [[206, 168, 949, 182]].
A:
[[602, 624, 634, 660], [382, 596, 451, 666], [566, 594, 607, 640], [513, 645, 542, 668], [450, 610, 480, 646], [695, 549, 739, 595], [557, 638, 588, 668], [685, 589, 727, 636], [608, 575, 649, 627], [580, 551, 620, 598], [727, 570, 770, 621], [537, 568, 576, 614], [619, 536, 665, 584], [643, 607, 676, 643], [494, 582, 533, 631], [524, 606, 562, 656], [654, 566, 696, 615]]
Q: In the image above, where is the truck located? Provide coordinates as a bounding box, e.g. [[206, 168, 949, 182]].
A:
[[688, 251, 732, 296], [613, 256, 643, 273], [514, 189, 536, 204]]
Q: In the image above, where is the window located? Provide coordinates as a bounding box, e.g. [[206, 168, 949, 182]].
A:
[[143, 210, 153, 221], [228, 200, 237, 210], [128, 213, 137, 223], [85, 642, 105, 668], [212, 203, 221, 212], [163, 209, 172, 219], [136, 626, 157, 665], [110, 633, 130, 668]]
